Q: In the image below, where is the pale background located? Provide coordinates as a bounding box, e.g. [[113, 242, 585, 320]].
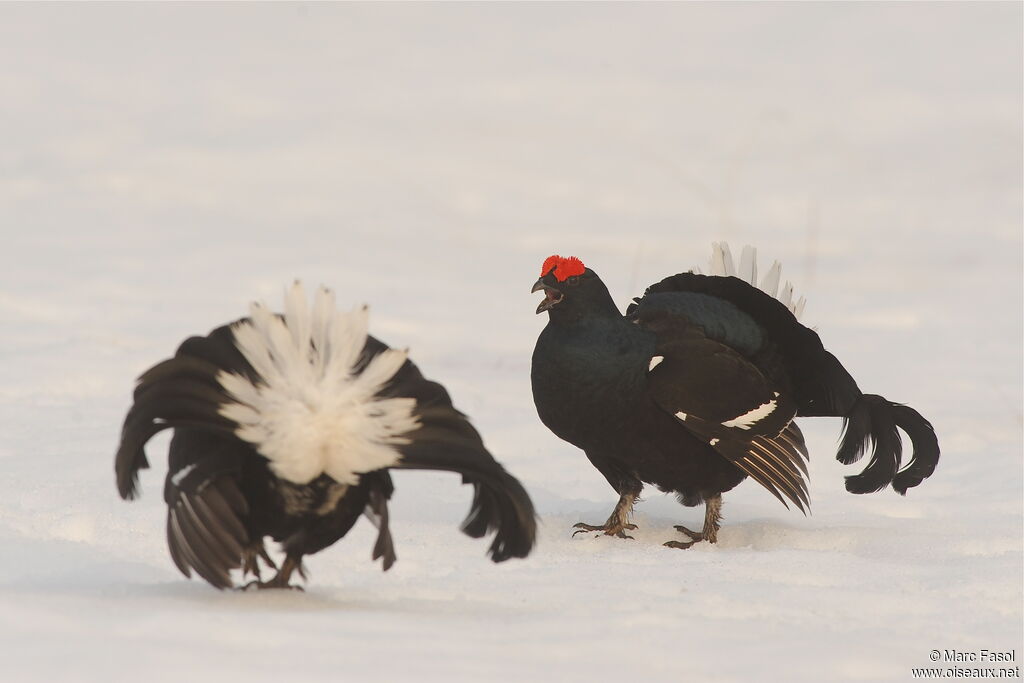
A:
[[1, 3, 1021, 682]]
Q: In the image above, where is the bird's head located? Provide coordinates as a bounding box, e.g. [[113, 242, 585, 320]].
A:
[[532, 255, 617, 319]]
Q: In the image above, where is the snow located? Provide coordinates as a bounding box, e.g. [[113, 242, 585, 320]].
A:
[[1, 3, 1020, 682]]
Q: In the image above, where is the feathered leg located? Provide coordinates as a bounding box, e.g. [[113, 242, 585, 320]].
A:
[[573, 485, 642, 540], [664, 494, 722, 549]]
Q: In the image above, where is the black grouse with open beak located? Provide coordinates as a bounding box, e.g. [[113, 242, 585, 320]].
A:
[[532, 274, 564, 314]]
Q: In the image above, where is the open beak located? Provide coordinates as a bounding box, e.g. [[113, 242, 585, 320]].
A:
[[532, 277, 564, 314]]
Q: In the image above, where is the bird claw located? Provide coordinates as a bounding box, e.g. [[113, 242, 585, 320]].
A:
[[666, 524, 714, 549], [241, 543, 278, 581], [238, 555, 306, 590], [258, 546, 278, 570], [673, 525, 704, 542], [239, 579, 305, 592], [571, 522, 638, 539]]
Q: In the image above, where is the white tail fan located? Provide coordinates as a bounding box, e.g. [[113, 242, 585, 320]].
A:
[[780, 281, 794, 309], [709, 242, 806, 320], [737, 246, 757, 285], [760, 261, 781, 298], [217, 282, 420, 486], [709, 242, 735, 277]]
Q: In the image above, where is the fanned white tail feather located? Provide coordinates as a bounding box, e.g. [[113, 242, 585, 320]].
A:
[[760, 261, 781, 298], [737, 245, 757, 285], [217, 282, 419, 485], [709, 242, 806, 320], [710, 242, 735, 276]]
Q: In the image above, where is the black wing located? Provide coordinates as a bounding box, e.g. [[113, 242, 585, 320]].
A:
[[163, 440, 251, 589], [115, 324, 250, 501], [374, 337, 536, 562], [118, 316, 536, 572], [628, 271, 862, 418], [630, 263, 938, 498], [117, 322, 401, 585], [635, 306, 810, 511]]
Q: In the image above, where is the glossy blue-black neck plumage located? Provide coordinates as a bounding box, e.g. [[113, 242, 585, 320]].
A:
[[532, 270, 656, 450], [542, 270, 622, 326]]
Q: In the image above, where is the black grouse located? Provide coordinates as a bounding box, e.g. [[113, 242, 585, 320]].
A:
[[530, 245, 939, 548], [116, 282, 536, 589]]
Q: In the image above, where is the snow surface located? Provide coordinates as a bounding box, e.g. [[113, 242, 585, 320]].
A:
[[1, 4, 1021, 682]]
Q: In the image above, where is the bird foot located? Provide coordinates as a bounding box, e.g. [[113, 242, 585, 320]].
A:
[[572, 522, 638, 540], [663, 524, 714, 550], [241, 543, 277, 581], [673, 525, 704, 541], [239, 579, 305, 592], [663, 540, 699, 550], [238, 555, 306, 590]]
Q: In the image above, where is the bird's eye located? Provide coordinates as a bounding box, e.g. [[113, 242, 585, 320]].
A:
[[566, 276, 580, 286]]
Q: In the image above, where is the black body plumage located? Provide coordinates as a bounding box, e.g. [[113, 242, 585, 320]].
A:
[[116, 287, 536, 589], [530, 247, 939, 545]]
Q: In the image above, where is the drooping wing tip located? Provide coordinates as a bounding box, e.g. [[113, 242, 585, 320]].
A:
[[166, 478, 250, 590]]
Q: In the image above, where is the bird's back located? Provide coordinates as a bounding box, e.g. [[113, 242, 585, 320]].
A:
[[629, 271, 862, 418]]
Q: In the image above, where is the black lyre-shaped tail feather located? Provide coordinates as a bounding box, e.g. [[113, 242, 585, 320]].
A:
[[889, 404, 940, 494], [838, 393, 939, 495]]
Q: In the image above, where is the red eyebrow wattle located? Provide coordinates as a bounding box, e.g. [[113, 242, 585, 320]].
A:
[[540, 255, 586, 281]]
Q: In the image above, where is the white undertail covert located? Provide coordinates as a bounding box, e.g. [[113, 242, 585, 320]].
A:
[[708, 243, 806, 321], [217, 282, 419, 485]]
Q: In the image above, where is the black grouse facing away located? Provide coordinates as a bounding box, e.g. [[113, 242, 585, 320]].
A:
[[116, 282, 535, 589], [530, 245, 939, 548]]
